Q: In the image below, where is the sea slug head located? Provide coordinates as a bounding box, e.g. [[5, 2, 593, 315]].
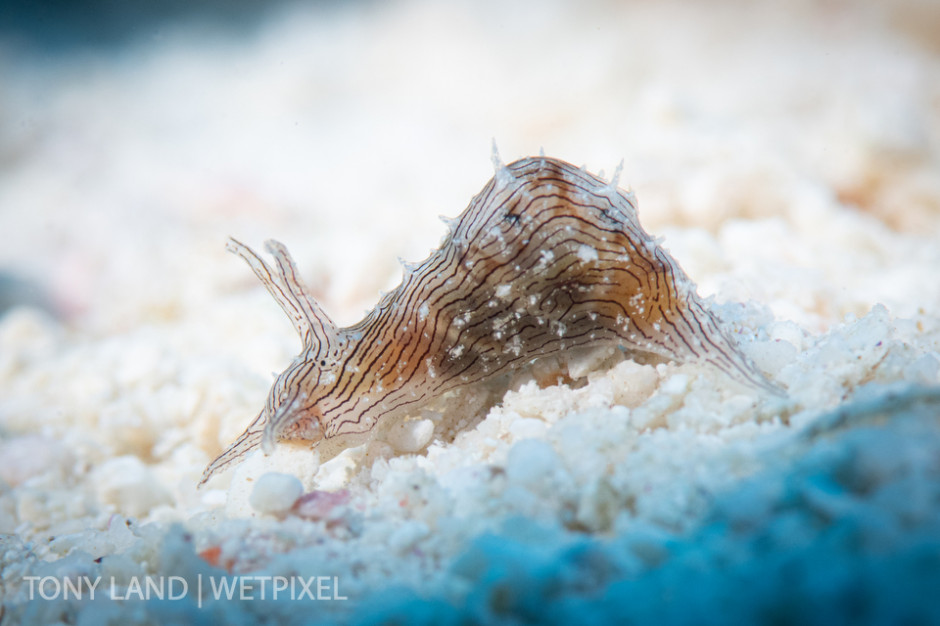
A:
[[259, 355, 328, 453], [225, 237, 344, 453]]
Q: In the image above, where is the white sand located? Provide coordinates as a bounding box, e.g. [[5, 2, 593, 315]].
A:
[[1, 0, 939, 623]]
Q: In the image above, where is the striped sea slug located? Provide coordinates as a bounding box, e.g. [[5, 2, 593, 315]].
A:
[[201, 154, 781, 483]]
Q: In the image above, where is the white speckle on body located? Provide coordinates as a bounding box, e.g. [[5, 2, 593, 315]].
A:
[[417, 302, 430, 321], [577, 244, 599, 263]]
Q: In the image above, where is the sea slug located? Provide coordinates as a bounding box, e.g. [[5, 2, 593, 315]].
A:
[[202, 154, 780, 483]]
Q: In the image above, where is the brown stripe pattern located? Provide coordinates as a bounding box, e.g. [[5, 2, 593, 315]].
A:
[[201, 156, 782, 484]]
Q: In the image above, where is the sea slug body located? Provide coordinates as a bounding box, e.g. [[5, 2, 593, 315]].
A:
[[202, 154, 781, 483]]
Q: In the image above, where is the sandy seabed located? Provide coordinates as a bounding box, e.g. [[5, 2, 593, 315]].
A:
[[1, 0, 940, 624]]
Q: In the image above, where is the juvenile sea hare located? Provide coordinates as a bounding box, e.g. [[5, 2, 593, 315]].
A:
[[202, 155, 780, 483]]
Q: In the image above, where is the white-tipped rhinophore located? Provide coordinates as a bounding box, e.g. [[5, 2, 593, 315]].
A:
[[227, 237, 338, 354], [490, 139, 515, 185], [607, 159, 625, 191]]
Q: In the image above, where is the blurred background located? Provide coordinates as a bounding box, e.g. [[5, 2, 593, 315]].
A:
[[0, 0, 938, 332]]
